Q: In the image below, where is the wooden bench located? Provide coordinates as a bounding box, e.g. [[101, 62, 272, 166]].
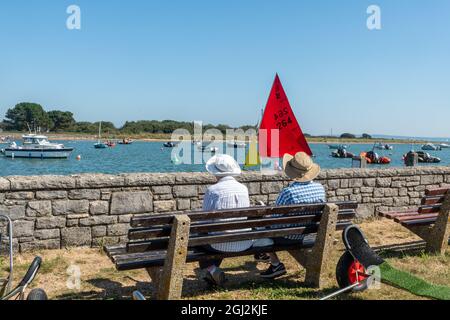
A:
[[379, 187, 450, 255], [105, 201, 357, 300]]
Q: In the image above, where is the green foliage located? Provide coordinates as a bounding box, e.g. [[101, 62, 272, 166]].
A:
[[48, 110, 76, 132], [362, 133, 372, 139], [2, 102, 256, 135], [340, 133, 356, 139], [4, 103, 51, 131]]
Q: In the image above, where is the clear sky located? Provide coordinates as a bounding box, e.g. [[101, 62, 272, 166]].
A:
[[1, 0, 449, 137]]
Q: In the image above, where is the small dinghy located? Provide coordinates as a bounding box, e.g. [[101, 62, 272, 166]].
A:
[[163, 142, 176, 148]]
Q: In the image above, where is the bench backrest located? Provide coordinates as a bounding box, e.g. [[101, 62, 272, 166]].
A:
[[126, 201, 357, 253], [419, 187, 450, 214]]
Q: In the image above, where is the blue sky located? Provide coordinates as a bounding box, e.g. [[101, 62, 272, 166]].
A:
[[0, 0, 449, 137]]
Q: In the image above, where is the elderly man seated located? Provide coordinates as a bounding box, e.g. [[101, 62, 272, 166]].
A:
[[199, 154, 253, 286], [257, 152, 326, 279]]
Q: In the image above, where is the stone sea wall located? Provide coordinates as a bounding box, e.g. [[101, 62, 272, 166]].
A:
[[0, 166, 449, 252]]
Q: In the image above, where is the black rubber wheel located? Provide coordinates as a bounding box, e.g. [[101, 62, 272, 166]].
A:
[[27, 288, 48, 300], [336, 251, 368, 293]]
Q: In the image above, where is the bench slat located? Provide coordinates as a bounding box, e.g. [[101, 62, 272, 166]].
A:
[[130, 202, 357, 228], [394, 213, 439, 223], [126, 221, 351, 253], [418, 205, 442, 214], [421, 196, 446, 206], [128, 210, 356, 240], [114, 242, 319, 271], [401, 217, 437, 227], [380, 210, 419, 219], [425, 188, 449, 196]]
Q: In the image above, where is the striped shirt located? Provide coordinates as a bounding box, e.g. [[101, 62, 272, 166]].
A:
[[202, 176, 254, 252], [275, 181, 326, 240]]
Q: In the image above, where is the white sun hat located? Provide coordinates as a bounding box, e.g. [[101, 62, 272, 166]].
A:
[[206, 154, 242, 177]]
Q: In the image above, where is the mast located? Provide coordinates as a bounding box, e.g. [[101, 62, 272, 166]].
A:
[[98, 122, 102, 142]]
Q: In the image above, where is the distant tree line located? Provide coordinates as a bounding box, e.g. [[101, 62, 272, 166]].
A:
[[1, 102, 256, 135]]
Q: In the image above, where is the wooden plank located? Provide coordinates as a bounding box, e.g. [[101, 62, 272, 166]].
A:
[[421, 196, 446, 206], [126, 221, 351, 253], [401, 217, 437, 227], [130, 202, 358, 227], [418, 205, 442, 214], [382, 210, 420, 219], [394, 213, 439, 223], [128, 211, 356, 240], [115, 242, 319, 271], [425, 188, 450, 196]]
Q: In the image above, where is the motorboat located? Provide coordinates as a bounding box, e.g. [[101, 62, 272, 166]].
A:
[[118, 139, 133, 145], [328, 144, 347, 150], [227, 141, 246, 149], [360, 151, 391, 165], [163, 142, 177, 148], [3, 135, 74, 159], [198, 145, 218, 153], [331, 148, 354, 159], [403, 151, 441, 164], [374, 143, 393, 150], [422, 143, 441, 151], [438, 143, 450, 149]]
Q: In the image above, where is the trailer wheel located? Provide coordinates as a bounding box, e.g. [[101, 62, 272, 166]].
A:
[[27, 288, 48, 300], [336, 251, 368, 292]]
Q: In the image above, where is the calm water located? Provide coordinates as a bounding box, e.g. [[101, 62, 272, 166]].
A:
[[0, 140, 448, 176]]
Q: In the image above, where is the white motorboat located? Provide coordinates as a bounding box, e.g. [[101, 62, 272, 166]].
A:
[[227, 141, 246, 148], [421, 143, 441, 151], [374, 142, 393, 150], [198, 145, 218, 153], [3, 135, 74, 159], [438, 143, 450, 149]]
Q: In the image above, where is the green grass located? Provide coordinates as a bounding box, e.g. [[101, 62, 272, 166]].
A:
[[380, 262, 450, 300]]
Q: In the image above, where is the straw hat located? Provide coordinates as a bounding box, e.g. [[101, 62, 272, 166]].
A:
[[282, 152, 320, 182], [206, 154, 242, 177]]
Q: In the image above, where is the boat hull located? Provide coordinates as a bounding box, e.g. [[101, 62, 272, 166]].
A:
[[4, 148, 74, 159]]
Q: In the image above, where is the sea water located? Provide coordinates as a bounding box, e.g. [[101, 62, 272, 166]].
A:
[[0, 141, 448, 176]]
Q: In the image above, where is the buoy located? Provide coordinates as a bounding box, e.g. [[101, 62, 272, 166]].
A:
[[76, 155, 81, 161]]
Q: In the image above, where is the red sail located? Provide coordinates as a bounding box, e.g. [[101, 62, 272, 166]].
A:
[[259, 74, 312, 157]]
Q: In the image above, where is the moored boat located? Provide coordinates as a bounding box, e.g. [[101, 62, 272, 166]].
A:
[[328, 144, 347, 150], [422, 143, 441, 151], [118, 139, 133, 145], [3, 135, 74, 159], [374, 142, 393, 150], [227, 141, 246, 148]]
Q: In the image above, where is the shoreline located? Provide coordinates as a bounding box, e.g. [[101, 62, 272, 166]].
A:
[[0, 132, 433, 145]]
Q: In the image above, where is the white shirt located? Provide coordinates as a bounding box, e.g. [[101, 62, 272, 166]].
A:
[[202, 176, 254, 252]]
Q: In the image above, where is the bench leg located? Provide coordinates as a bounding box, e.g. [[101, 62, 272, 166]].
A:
[[426, 195, 450, 255], [157, 214, 191, 300], [146, 266, 163, 295], [304, 203, 339, 288]]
